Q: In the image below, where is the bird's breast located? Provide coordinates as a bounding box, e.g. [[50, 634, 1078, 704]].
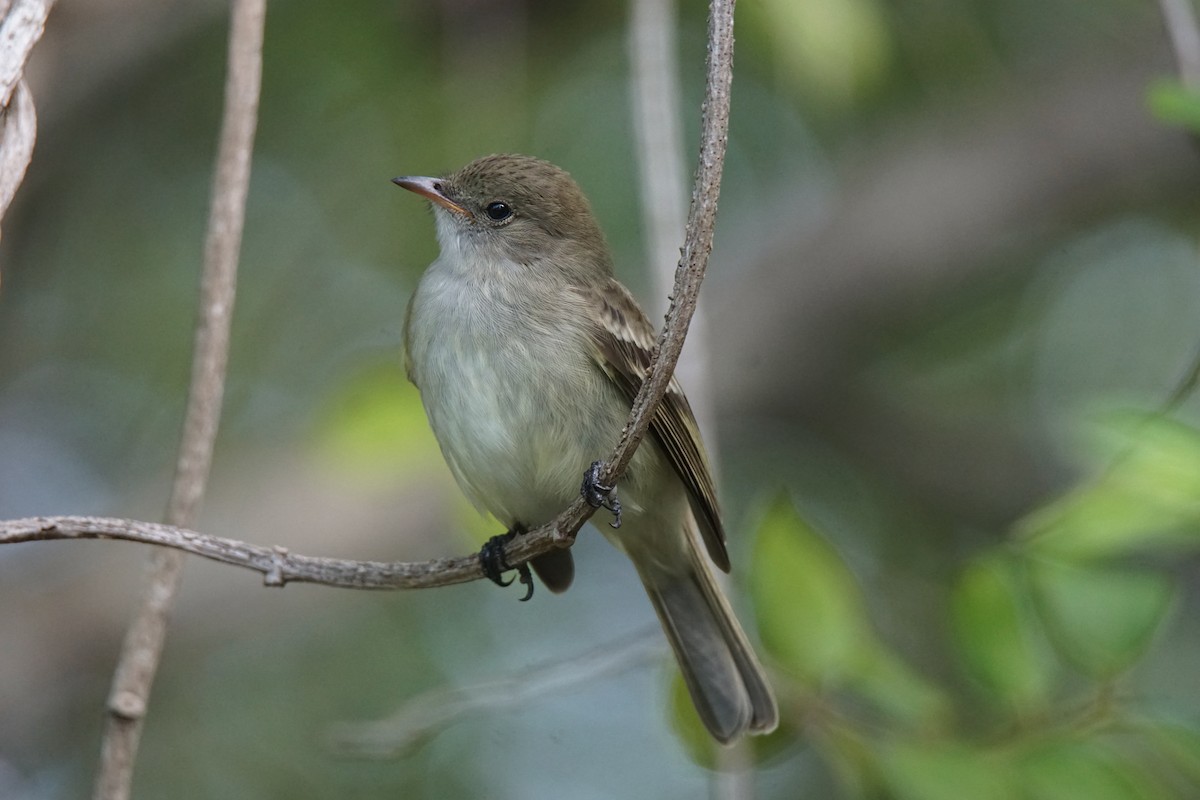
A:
[[406, 261, 625, 526]]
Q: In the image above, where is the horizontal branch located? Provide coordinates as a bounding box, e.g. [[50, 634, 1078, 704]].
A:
[[0, 515, 570, 590]]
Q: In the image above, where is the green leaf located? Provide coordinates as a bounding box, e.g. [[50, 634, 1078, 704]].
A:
[[750, 496, 874, 684], [1020, 413, 1200, 559], [880, 741, 1015, 800], [951, 555, 1054, 711], [748, 0, 893, 106], [1147, 78, 1200, 134], [750, 496, 950, 726], [1017, 739, 1170, 800], [1029, 559, 1174, 677]]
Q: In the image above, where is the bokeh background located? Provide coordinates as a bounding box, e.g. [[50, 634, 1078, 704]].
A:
[[3, 0, 1200, 797]]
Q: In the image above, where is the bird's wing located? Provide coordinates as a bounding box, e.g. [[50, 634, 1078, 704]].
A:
[[585, 280, 730, 572]]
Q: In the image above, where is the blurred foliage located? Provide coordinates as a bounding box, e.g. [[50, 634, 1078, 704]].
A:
[[1148, 79, 1200, 135], [744, 0, 893, 107], [313, 365, 438, 476], [672, 408, 1200, 797]]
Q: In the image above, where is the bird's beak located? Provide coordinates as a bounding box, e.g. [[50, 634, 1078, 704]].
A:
[[392, 176, 471, 218]]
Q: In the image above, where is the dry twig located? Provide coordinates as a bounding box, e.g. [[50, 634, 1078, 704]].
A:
[[92, 1, 266, 798], [328, 627, 665, 758], [1159, 0, 1200, 90], [0, 0, 54, 241]]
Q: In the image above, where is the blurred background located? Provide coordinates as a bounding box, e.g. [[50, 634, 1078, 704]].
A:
[[3, 0, 1200, 797]]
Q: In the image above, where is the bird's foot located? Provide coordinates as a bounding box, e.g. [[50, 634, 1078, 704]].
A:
[[581, 460, 622, 529], [478, 525, 534, 601]]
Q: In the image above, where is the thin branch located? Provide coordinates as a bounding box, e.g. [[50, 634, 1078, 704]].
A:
[[1158, 0, 1200, 90], [629, 0, 750, 793], [2, 516, 485, 589], [0, 0, 52, 105], [628, 0, 688, 311], [0, 0, 54, 241], [0, 78, 35, 237], [1153, 0, 1200, 415], [602, 0, 735, 493], [503, 0, 740, 557], [628, 0, 718, 442], [93, 0, 265, 798], [328, 627, 665, 758], [494, 0, 738, 562]]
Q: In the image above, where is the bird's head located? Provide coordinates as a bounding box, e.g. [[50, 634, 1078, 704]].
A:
[[393, 154, 613, 278]]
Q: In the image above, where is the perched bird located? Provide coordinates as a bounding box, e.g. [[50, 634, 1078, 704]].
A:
[[395, 154, 777, 743]]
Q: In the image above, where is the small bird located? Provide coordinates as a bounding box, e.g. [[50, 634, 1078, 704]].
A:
[[395, 154, 777, 743]]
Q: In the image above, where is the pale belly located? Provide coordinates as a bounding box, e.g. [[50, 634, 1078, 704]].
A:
[[430, 347, 625, 526], [408, 275, 635, 528]]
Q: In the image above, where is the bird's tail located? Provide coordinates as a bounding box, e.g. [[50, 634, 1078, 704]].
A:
[[632, 529, 778, 744]]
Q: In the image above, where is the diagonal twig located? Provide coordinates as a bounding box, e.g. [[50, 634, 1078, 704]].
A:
[[499, 0, 737, 564], [1154, 0, 1200, 412], [92, 0, 266, 797], [1158, 0, 1200, 90], [628, 0, 751, 792], [328, 626, 665, 758]]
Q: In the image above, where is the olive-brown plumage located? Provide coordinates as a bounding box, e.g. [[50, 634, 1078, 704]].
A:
[[396, 154, 777, 742]]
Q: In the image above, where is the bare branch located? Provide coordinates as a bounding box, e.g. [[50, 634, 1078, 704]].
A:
[[605, 0, 734, 487], [628, 0, 751, 792], [0, 0, 54, 241], [1153, 0, 1200, 414], [628, 0, 687, 308], [328, 627, 665, 758], [0, 78, 35, 234], [502, 0, 738, 558], [2, 516, 487, 589], [1158, 0, 1200, 90], [628, 0, 718, 442], [0, 0, 52, 105], [93, 0, 265, 797]]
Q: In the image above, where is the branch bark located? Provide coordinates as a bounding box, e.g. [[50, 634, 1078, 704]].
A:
[[93, 0, 265, 797], [328, 627, 665, 758], [2, 515, 485, 589], [0, 0, 54, 242], [1158, 0, 1200, 90], [628, 0, 718, 441], [497, 0, 737, 565], [628, 1, 749, 792]]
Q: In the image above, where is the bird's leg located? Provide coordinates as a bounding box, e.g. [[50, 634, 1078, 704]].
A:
[[478, 524, 535, 601], [581, 460, 622, 529]]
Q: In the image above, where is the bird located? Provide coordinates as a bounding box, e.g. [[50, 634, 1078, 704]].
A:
[[394, 153, 777, 743]]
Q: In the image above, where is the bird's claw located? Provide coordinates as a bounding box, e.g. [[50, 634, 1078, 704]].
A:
[[478, 528, 534, 601], [581, 460, 622, 529]]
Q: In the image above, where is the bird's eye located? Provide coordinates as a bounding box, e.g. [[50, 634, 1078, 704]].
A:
[[485, 201, 513, 221]]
